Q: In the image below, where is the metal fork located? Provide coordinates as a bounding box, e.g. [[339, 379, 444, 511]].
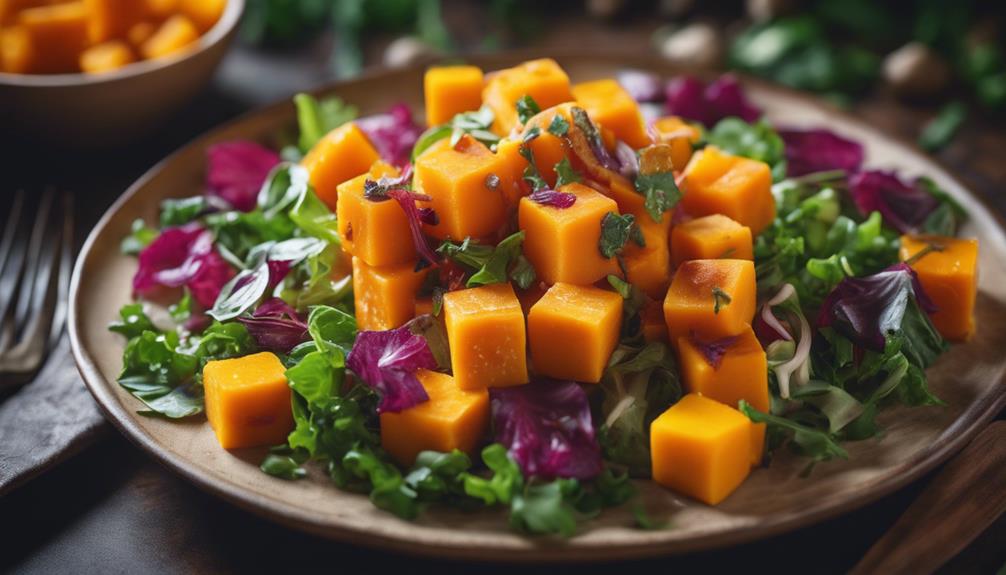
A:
[[0, 189, 73, 380]]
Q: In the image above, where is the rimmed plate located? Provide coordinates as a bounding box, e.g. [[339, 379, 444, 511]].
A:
[[69, 52, 1006, 562]]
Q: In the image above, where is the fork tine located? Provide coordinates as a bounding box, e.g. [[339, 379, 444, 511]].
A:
[[12, 189, 55, 334], [0, 190, 25, 276], [48, 192, 73, 347], [0, 191, 27, 325]]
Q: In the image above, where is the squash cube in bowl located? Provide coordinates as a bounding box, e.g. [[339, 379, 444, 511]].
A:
[[899, 234, 979, 341], [650, 393, 752, 505], [663, 259, 756, 343], [680, 147, 775, 235], [79, 40, 135, 74], [352, 257, 428, 332], [17, 2, 89, 74], [84, 0, 146, 43], [301, 122, 381, 211], [572, 78, 651, 149], [519, 182, 620, 285], [443, 283, 528, 391], [528, 282, 622, 383], [671, 214, 753, 266], [380, 369, 490, 467], [140, 14, 200, 61], [424, 65, 483, 126], [203, 352, 294, 450], [337, 162, 417, 267]]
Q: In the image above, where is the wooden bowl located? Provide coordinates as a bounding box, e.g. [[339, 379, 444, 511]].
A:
[[0, 0, 244, 147]]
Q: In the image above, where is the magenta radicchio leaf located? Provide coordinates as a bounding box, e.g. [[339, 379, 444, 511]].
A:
[[346, 325, 436, 413], [617, 69, 664, 103], [387, 188, 440, 266], [133, 223, 234, 308], [818, 263, 937, 352], [849, 170, 941, 234], [266, 259, 292, 291], [356, 103, 423, 167], [528, 189, 577, 208], [666, 74, 761, 127], [691, 335, 740, 369], [206, 141, 281, 212], [238, 298, 309, 353], [489, 379, 603, 480], [778, 127, 864, 177], [615, 140, 639, 179]]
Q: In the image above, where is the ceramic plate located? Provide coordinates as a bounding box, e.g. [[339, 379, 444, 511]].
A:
[[69, 52, 1006, 562]]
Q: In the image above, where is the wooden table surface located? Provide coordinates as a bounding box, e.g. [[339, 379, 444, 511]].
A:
[[2, 17, 1006, 573]]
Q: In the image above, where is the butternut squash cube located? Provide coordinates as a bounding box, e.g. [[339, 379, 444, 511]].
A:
[[899, 234, 979, 341], [641, 301, 668, 343], [572, 79, 651, 149], [178, 0, 225, 32], [528, 283, 622, 383], [127, 20, 156, 47], [681, 147, 775, 235], [202, 352, 294, 450], [677, 326, 768, 465], [79, 40, 135, 74], [652, 116, 701, 171], [1, 0, 60, 26], [1, 26, 33, 74], [380, 369, 490, 467], [519, 182, 620, 285], [142, 0, 176, 18], [663, 259, 756, 343], [301, 122, 381, 211], [482, 58, 573, 135], [671, 214, 754, 266], [83, 0, 146, 43], [650, 393, 752, 505], [336, 162, 416, 267], [17, 2, 89, 73], [443, 283, 528, 390], [424, 65, 484, 126], [414, 135, 509, 240], [624, 211, 672, 299], [492, 137, 528, 208], [140, 14, 199, 61], [352, 257, 428, 331]]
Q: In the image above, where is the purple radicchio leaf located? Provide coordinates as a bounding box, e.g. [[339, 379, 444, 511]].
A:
[[206, 141, 281, 212], [387, 188, 440, 266], [818, 263, 938, 352], [346, 325, 437, 413], [617, 69, 664, 103], [356, 103, 423, 168], [133, 223, 235, 308], [266, 259, 292, 291], [691, 334, 740, 369], [704, 74, 761, 123], [615, 140, 639, 179], [849, 170, 940, 234], [528, 189, 577, 208], [777, 127, 864, 177], [489, 379, 603, 480], [237, 297, 309, 353], [666, 74, 761, 127]]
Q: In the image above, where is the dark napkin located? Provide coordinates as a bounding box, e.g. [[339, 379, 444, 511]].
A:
[[0, 334, 107, 495]]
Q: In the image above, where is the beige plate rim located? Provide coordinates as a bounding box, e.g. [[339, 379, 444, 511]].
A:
[[69, 50, 1006, 562]]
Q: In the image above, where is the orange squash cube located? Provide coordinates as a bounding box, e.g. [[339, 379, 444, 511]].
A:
[[140, 14, 199, 60], [424, 65, 484, 126], [493, 137, 531, 208], [380, 369, 490, 467], [671, 214, 754, 266], [126, 20, 156, 47], [202, 352, 294, 450], [572, 79, 651, 149], [301, 122, 381, 211], [899, 235, 979, 341], [623, 211, 672, 299], [664, 259, 757, 343], [650, 393, 752, 505], [352, 257, 428, 332], [1, 26, 33, 73], [681, 147, 775, 235], [142, 0, 176, 18], [519, 182, 620, 285], [641, 301, 669, 342], [482, 58, 573, 135], [83, 0, 146, 43], [336, 162, 417, 267], [178, 0, 225, 32], [443, 283, 528, 391], [17, 2, 89, 73], [79, 40, 135, 74], [1, 0, 52, 26], [528, 283, 622, 383], [652, 116, 701, 171], [414, 135, 509, 240]]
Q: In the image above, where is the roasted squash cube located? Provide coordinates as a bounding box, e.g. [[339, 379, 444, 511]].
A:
[[1, 0, 54, 26], [899, 234, 979, 341], [528, 283, 622, 383], [482, 58, 573, 135], [126, 20, 156, 47], [336, 162, 417, 267], [178, 0, 225, 32], [650, 393, 752, 505], [624, 211, 672, 299], [380, 369, 490, 467], [17, 2, 89, 73], [572, 79, 651, 149], [664, 259, 756, 343], [142, 0, 176, 18], [140, 14, 199, 61], [671, 214, 753, 266], [414, 135, 509, 240], [1, 26, 33, 73], [681, 147, 775, 235], [519, 182, 620, 285], [301, 122, 381, 211], [424, 65, 484, 126], [80, 40, 135, 74], [652, 116, 701, 171], [443, 283, 528, 390], [203, 352, 294, 450], [83, 0, 145, 43], [352, 257, 428, 331]]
